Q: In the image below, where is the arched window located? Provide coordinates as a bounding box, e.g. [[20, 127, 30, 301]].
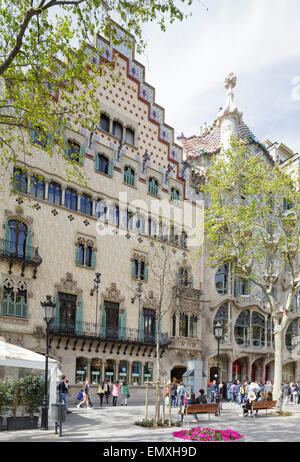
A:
[[67, 141, 80, 162], [213, 303, 229, 343], [112, 121, 123, 139], [179, 313, 188, 337], [126, 127, 135, 145], [65, 188, 78, 211], [78, 244, 85, 266], [8, 220, 28, 258], [100, 114, 110, 132], [30, 176, 45, 200], [234, 310, 250, 347], [80, 194, 93, 216], [48, 182, 61, 205], [148, 177, 158, 196], [215, 264, 229, 295], [170, 187, 180, 202], [124, 166, 135, 186], [252, 312, 265, 348]]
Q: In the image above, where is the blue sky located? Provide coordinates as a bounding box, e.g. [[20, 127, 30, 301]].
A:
[[133, 0, 300, 153]]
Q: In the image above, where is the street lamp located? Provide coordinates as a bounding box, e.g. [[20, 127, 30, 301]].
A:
[[214, 322, 223, 387], [40, 295, 56, 430], [90, 272, 101, 329]]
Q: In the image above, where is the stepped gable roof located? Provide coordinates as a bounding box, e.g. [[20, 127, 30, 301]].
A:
[[179, 121, 256, 159]]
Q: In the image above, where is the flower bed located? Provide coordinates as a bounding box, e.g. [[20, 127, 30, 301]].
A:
[[173, 426, 245, 442]]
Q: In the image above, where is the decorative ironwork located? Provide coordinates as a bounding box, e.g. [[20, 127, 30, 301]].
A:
[[49, 319, 171, 348], [0, 238, 42, 278]]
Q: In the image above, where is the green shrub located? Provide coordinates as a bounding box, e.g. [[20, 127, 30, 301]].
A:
[[5, 375, 44, 418]]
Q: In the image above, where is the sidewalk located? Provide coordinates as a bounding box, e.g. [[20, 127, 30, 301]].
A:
[[0, 402, 299, 442]]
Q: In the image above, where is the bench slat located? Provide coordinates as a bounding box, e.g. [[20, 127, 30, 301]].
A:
[[253, 401, 276, 409], [186, 404, 219, 414]]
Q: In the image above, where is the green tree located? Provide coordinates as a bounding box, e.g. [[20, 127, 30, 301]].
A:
[[202, 136, 300, 410], [0, 0, 193, 191]]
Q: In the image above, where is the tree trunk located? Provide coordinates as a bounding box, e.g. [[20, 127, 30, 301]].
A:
[[273, 327, 283, 412]]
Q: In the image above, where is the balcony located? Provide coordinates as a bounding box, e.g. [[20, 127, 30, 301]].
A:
[[49, 320, 171, 349], [0, 239, 42, 278]]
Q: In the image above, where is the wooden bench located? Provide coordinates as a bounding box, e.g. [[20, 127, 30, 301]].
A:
[[185, 403, 220, 422], [252, 400, 276, 417]]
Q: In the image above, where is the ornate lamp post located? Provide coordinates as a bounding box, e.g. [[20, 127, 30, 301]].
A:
[[40, 295, 56, 430], [90, 272, 101, 329], [214, 322, 223, 387]]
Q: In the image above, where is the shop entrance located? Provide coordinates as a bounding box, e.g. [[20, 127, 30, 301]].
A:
[[171, 366, 186, 384]]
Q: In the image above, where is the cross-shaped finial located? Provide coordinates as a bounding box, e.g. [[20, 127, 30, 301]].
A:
[[224, 72, 237, 90]]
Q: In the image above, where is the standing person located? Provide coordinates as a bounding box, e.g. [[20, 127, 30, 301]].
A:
[[77, 378, 91, 409], [121, 380, 130, 406], [171, 382, 177, 407], [112, 381, 121, 406], [177, 382, 186, 417], [231, 382, 238, 403], [57, 374, 72, 414], [104, 380, 111, 404], [210, 380, 217, 403], [282, 381, 290, 405], [292, 383, 299, 405], [97, 382, 105, 407]]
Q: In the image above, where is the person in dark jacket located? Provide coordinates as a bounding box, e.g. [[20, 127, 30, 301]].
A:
[[57, 374, 71, 414], [197, 389, 208, 404], [187, 392, 200, 423]]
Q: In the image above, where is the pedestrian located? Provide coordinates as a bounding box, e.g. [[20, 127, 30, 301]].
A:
[[177, 382, 186, 408], [231, 382, 238, 403], [197, 389, 208, 404], [292, 383, 299, 404], [77, 378, 91, 409], [187, 393, 200, 423], [210, 380, 218, 403], [104, 380, 111, 404], [112, 381, 121, 406], [121, 380, 130, 406], [57, 374, 72, 414], [241, 390, 256, 417], [282, 381, 290, 405], [97, 382, 105, 407], [171, 382, 177, 407]]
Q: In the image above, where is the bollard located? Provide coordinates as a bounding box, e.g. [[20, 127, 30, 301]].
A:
[[51, 403, 66, 437]]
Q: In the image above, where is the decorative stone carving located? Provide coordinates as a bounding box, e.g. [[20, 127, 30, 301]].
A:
[[102, 282, 125, 303], [0, 273, 32, 297], [54, 272, 83, 304]]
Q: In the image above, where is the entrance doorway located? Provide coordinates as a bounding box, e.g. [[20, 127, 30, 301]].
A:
[[171, 366, 186, 384]]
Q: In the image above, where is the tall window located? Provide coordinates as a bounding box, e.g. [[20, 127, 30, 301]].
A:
[[48, 182, 61, 205], [67, 141, 80, 163], [170, 187, 180, 202], [234, 277, 250, 297], [179, 313, 188, 337], [124, 166, 135, 186], [131, 259, 148, 281], [65, 188, 78, 211], [148, 177, 158, 196], [189, 315, 197, 338], [143, 308, 155, 343], [126, 128, 135, 145], [112, 121, 123, 139], [80, 194, 93, 216], [286, 319, 298, 352], [234, 310, 250, 347], [252, 312, 265, 348], [215, 264, 229, 295], [30, 176, 45, 200], [13, 168, 27, 194], [8, 220, 27, 258], [96, 154, 109, 175], [76, 243, 95, 268], [75, 357, 87, 383], [180, 231, 187, 248], [100, 114, 110, 132]]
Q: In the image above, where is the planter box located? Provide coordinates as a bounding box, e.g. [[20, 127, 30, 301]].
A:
[[6, 416, 39, 431]]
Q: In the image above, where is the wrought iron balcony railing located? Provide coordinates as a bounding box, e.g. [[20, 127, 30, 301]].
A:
[[0, 239, 42, 267], [49, 319, 171, 347]]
